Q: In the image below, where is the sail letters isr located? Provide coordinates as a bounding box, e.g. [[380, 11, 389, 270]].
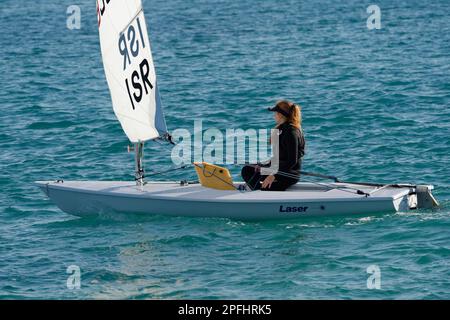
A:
[[119, 17, 154, 110]]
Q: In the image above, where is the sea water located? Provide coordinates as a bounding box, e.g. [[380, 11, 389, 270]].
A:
[[0, 0, 449, 299]]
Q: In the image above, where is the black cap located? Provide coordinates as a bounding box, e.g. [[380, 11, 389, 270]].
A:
[[267, 105, 290, 118]]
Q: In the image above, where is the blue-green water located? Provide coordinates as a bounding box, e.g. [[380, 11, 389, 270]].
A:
[[1, 0, 450, 299]]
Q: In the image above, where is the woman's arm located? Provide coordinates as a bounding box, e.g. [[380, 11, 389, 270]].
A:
[[260, 128, 280, 176], [278, 128, 299, 174]]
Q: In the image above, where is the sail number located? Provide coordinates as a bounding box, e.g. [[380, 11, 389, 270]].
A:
[[96, 0, 110, 26], [119, 17, 154, 110], [97, 0, 110, 16]]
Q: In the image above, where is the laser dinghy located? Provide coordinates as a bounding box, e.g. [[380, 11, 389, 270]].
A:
[[36, 1, 439, 220], [35, 178, 438, 220]]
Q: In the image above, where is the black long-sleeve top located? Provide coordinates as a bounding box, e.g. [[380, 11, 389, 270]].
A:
[[263, 122, 305, 181], [278, 122, 305, 176]]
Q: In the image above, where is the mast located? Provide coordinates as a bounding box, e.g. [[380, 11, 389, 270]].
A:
[[134, 142, 145, 186]]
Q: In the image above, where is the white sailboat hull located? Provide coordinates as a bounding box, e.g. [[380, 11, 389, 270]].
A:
[[34, 181, 431, 221]]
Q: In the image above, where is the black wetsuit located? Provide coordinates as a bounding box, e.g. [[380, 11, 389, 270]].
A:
[[241, 122, 305, 191]]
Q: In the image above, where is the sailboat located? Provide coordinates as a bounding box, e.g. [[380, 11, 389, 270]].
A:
[[35, 0, 439, 220]]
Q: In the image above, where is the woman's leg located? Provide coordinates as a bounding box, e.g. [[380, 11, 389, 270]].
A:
[[241, 165, 264, 190]]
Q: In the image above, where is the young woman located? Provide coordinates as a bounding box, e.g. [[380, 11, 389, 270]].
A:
[[241, 100, 305, 191]]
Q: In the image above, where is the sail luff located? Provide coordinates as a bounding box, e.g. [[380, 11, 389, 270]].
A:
[[97, 0, 168, 143]]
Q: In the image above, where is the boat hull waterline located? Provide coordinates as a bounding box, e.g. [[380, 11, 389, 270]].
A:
[[35, 181, 433, 220]]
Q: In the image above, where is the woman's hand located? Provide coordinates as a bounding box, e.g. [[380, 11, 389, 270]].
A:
[[261, 175, 275, 189]]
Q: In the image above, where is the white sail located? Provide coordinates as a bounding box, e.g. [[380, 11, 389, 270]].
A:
[[97, 0, 168, 143]]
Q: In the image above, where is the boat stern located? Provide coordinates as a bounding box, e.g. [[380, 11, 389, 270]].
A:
[[415, 185, 439, 209], [394, 185, 439, 211]]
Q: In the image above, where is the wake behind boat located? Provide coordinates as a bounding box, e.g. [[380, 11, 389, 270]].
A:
[[35, 1, 439, 220]]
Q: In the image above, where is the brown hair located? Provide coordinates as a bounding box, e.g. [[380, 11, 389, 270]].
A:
[[275, 100, 302, 129]]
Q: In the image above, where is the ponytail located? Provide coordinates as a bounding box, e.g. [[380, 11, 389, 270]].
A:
[[289, 103, 301, 129]]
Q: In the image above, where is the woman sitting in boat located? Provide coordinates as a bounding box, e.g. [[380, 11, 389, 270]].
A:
[[241, 100, 305, 191]]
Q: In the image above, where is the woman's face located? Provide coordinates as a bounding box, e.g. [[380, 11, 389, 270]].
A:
[[274, 111, 285, 124]]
